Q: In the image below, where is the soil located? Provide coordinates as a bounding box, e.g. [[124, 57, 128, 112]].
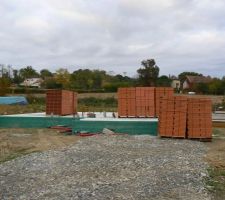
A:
[[205, 128, 225, 200], [0, 128, 80, 163]]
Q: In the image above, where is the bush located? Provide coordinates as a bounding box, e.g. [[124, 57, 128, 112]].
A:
[[78, 97, 117, 107], [9, 87, 46, 94], [0, 78, 10, 96], [74, 89, 105, 93], [26, 95, 45, 104], [103, 82, 132, 92]]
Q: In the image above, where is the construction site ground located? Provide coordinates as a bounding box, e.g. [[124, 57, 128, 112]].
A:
[[0, 128, 80, 163], [0, 128, 224, 199], [205, 128, 225, 200]]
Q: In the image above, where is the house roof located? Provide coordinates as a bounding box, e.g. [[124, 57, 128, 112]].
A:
[[186, 75, 212, 84]]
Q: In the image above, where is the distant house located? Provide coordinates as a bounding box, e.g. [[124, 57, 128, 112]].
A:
[[183, 75, 212, 90], [20, 78, 43, 88], [171, 79, 181, 90]]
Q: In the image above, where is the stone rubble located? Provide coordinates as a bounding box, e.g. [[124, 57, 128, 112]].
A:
[[0, 135, 211, 200]]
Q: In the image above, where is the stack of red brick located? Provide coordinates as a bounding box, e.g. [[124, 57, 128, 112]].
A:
[[118, 87, 173, 117], [158, 96, 212, 140], [118, 88, 136, 117], [187, 98, 212, 139], [155, 87, 174, 116], [136, 87, 155, 117], [118, 87, 156, 117], [46, 90, 77, 116], [159, 96, 187, 138]]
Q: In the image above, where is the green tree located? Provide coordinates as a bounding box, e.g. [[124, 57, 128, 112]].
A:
[[40, 69, 53, 79], [0, 77, 10, 96], [19, 66, 39, 80], [0, 64, 12, 79], [92, 70, 105, 89], [70, 69, 93, 90], [70, 69, 107, 90], [194, 82, 209, 94], [137, 59, 159, 86], [41, 78, 62, 89], [156, 75, 172, 87], [55, 68, 70, 89], [12, 69, 23, 84], [69, 69, 135, 91], [222, 77, 225, 95], [103, 82, 131, 92], [208, 78, 223, 95]]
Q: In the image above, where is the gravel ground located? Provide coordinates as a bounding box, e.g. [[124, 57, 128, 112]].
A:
[[0, 135, 211, 200]]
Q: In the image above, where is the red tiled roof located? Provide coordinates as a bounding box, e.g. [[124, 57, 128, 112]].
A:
[[186, 75, 212, 83]]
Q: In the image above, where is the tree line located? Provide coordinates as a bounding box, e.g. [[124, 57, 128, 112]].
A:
[[0, 60, 171, 92], [0, 60, 225, 95]]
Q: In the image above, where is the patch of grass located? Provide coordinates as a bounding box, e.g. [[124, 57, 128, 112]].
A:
[[0, 148, 40, 163], [78, 92, 116, 99], [78, 97, 117, 112], [206, 167, 225, 199], [26, 95, 46, 104], [77, 105, 117, 112], [78, 97, 117, 106], [0, 96, 118, 114], [213, 128, 225, 138], [0, 104, 45, 115]]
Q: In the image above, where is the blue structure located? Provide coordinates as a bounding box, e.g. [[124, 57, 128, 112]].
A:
[[0, 96, 28, 105]]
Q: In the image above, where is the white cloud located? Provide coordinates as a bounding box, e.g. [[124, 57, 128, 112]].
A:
[[0, 0, 225, 77], [15, 17, 50, 32]]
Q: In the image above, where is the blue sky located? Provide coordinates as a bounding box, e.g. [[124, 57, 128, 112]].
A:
[[1, 0, 225, 77]]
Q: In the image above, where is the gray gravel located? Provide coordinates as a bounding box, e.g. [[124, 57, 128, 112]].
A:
[[0, 135, 211, 200]]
